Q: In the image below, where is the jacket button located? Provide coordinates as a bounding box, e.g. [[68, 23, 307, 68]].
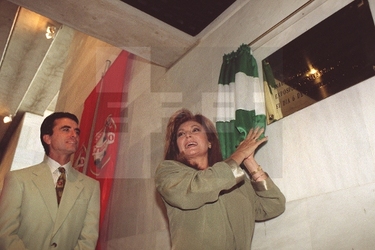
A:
[[51, 242, 57, 247]]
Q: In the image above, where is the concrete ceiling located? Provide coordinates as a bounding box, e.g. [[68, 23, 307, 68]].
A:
[[0, 0, 247, 158]]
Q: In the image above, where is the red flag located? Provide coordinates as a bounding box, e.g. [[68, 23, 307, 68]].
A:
[[74, 50, 130, 249]]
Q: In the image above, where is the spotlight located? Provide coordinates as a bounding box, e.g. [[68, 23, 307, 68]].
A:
[[45, 25, 56, 39], [3, 115, 12, 123]]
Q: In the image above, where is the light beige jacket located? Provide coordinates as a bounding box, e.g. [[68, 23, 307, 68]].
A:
[[155, 159, 286, 250], [0, 161, 100, 250]]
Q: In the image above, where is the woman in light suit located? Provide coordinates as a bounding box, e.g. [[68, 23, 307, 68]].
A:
[[155, 109, 285, 249]]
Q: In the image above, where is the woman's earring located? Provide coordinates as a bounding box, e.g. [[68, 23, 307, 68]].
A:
[[208, 143, 212, 149]]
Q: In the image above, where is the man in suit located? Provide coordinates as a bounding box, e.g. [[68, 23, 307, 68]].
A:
[[0, 112, 100, 250]]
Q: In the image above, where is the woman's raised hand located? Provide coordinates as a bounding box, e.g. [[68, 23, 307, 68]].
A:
[[230, 127, 268, 165]]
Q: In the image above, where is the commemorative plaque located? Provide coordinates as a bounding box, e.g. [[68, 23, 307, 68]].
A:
[[262, 0, 375, 124]]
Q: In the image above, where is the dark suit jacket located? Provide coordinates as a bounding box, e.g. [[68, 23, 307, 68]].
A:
[[0, 160, 100, 250]]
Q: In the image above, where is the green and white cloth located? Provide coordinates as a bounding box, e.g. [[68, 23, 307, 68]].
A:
[[216, 44, 266, 159]]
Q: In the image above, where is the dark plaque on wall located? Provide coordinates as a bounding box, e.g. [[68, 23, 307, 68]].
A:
[[262, 0, 375, 124]]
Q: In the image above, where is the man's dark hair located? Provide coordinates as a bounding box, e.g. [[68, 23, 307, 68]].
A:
[[40, 112, 79, 156]]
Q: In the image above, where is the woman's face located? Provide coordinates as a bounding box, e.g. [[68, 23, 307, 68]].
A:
[[176, 120, 210, 164]]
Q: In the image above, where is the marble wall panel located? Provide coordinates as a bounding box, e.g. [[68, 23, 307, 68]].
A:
[[308, 182, 375, 250], [252, 200, 312, 249], [280, 80, 375, 202]]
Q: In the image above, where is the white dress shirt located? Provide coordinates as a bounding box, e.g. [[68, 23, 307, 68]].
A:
[[46, 157, 70, 187]]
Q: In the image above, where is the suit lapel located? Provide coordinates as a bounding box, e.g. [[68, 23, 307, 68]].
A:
[[32, 163, 58, 221], [53, 168, 84, 234]]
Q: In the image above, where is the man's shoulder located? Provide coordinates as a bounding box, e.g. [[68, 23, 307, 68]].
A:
[[10, 162, 47, 175], [4, 163, 48, 186]]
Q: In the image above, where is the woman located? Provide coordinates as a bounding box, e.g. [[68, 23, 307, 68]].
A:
[[155, 109, 285, 250]]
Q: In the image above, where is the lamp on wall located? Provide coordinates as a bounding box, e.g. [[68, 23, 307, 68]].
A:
[[45, 25, 56, 39], [3, 115, 12, 123]]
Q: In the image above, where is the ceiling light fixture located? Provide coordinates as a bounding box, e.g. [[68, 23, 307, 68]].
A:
[[45, 25, 56, 39], [3, 115, 12, 123]]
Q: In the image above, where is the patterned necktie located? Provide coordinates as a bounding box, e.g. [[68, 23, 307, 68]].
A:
[[56, 167, 66, 205]]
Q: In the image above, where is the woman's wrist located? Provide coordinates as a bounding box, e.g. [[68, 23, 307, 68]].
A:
[[254, 173, 267, 182], [243, 159, 268, 181], [229, 151, 246, 166], [249, 165, 262, 175], [243, 156, 258, 170], [251, 170, 266, 181]]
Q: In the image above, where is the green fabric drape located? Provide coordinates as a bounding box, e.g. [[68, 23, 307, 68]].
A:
[[216, 44, 266, 159]]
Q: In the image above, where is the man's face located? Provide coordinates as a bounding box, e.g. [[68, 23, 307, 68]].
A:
[[43, 118, 80, 158]]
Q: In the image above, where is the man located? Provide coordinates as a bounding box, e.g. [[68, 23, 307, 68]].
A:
[[0, 112, 100, 250]]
